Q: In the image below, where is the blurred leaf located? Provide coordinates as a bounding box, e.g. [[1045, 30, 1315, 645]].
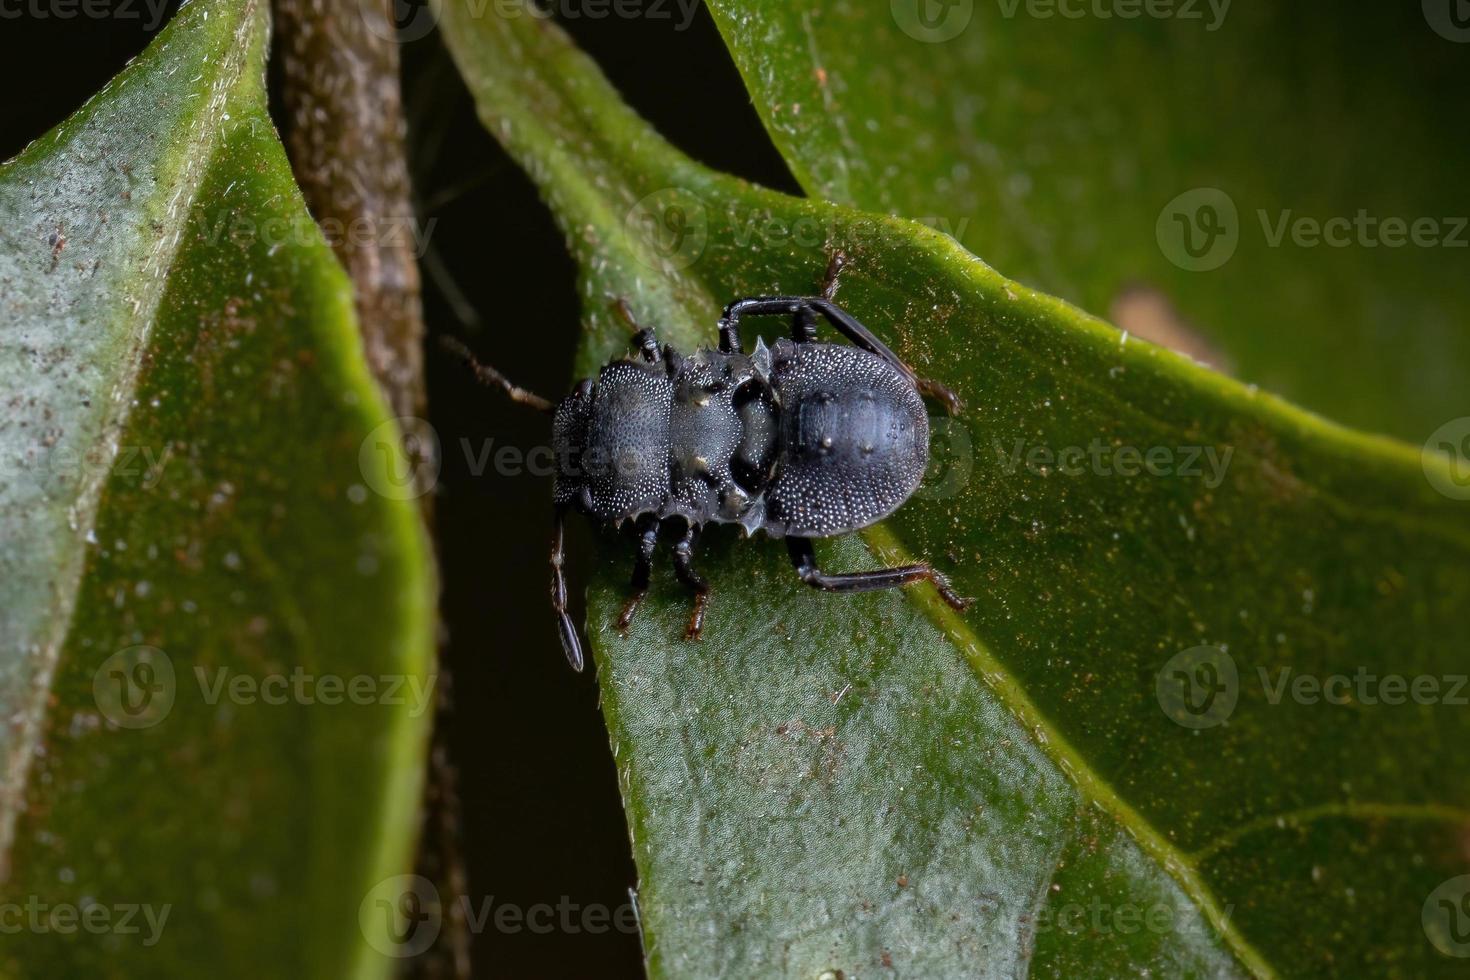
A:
[[441, 3, 1470, 978], [706, 0, 1470, 442], [0, 2, 435, 976]]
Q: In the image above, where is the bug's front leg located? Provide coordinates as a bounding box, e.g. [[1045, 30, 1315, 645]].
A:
[[670, 521, 710, 640], [550, 506, 585, 671], [613, 298, 661, 364], [616, 514, 662, 632], [786, 537, 972, 612]]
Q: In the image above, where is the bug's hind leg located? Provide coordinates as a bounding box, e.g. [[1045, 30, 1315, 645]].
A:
[[551, 506, 585, 671], [914, 378, 963, 416], [616, 514, 662, 632], [786, 537, 972, 612], [671, 522, 711, 640]]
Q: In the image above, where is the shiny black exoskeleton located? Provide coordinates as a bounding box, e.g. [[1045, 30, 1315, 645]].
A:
[[448, 256, 970, 671]]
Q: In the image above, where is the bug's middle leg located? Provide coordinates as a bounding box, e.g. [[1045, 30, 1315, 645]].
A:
[[671, 521, 711, 640], [789, 252, 848, 343], [786, 537, 972, 612], [616, 514, 662, 632]]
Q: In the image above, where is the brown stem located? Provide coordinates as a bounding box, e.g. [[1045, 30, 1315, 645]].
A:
[[271, 4, 469, 978], [273, 0, 426, 420]]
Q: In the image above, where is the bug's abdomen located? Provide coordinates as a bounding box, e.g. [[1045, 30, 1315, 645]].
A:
[[766, 341, 928, 537], [581, 361, 674, 521]]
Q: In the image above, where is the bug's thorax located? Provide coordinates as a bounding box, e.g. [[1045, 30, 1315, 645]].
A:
[[665, 343, 779, 532], [551, 333, 930, 540]]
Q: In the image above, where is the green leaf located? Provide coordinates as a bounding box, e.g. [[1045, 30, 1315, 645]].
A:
[[704, 1, 1470, 442], [0, 2, 434, 976], [439, 3, 1470, 977]]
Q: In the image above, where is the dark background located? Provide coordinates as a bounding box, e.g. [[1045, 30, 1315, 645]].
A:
[[0, 2, 794, 977]]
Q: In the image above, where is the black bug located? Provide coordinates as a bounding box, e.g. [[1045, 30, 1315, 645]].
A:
[[446, 255, 970, 672]]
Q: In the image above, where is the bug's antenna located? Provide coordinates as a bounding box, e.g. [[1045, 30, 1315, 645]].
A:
[[821, 248, 849, 300], [612, 297, 641, 334], [439, 335, 556, 414]]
